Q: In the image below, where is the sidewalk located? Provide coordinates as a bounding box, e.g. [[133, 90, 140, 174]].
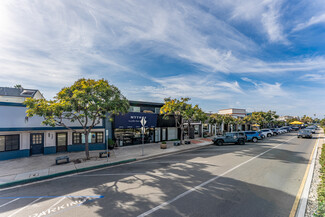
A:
[[0, 137, 213, 187]]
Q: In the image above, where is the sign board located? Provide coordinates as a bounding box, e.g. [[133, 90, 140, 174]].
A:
[[114, 112, 157, 129]]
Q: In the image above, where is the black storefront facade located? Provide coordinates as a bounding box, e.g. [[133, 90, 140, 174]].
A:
[[113, 112, 179, 146]]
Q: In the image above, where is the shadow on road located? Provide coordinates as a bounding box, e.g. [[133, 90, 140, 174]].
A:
[[0, 133, 312, 217]]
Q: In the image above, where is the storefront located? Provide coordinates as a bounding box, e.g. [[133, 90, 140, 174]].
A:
[[114, 112, 158, 146], [113, 112, 179, 146]]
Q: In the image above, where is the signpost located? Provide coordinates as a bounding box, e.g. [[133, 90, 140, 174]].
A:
[[140, 117, 146, 156]]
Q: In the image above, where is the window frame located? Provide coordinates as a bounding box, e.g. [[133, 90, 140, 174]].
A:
[[72, 132, 82, 144], [0, 134, 20, 152], [73, 132, 104, 144]]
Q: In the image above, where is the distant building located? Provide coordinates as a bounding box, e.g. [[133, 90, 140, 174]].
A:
[[218, 108, 247, 118], [277, 116, 299, 121], [218, 108, 248, 132], [0, 87, 44, 103]]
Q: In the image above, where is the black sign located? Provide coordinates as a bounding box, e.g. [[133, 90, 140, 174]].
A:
[[114, 112, 158, 129]]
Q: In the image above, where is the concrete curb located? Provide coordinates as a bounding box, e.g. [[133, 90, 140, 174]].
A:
[[0, 158, 136, 189], [0, 142, 212, 189], [295, 132, 322, 217]]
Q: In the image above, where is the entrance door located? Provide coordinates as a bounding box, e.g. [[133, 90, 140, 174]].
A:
[[155, 128, 161, 142], [30, 133, 44, 155], [161, 128, 167, 141], [56, 133, 67, 152]]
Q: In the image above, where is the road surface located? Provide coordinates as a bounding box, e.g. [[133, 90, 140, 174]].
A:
[[0, 131, 321, 217]]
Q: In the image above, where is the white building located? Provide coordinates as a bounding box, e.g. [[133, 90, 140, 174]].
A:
[[0, 87, 105, 161], [218, 108, 248, 132]]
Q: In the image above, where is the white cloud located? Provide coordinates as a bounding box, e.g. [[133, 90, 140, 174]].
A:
[[293, 13, 325, 31]]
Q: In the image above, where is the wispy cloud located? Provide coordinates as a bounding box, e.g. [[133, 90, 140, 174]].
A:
[[293, 13, 325, 31], [0, 1, 325, 117]]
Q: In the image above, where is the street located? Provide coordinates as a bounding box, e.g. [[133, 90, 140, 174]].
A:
[[0, 131, 320, 217]]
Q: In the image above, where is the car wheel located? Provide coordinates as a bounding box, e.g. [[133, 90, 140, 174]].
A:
[[217, 140, 223, 146], [267, 133, 272, 137], [252, 137, 258, 143], [238, 140, 245, 145]]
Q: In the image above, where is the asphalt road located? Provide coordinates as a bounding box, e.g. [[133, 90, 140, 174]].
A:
[[0, 131, 321, 217]]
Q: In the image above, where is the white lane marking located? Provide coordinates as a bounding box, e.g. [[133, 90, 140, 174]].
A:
[[0, 198, 20, 208], [134, 161, 209, 164], [137, 137, 295, 217], [8, 197, 42, 217], [47, 197, 66, 211]]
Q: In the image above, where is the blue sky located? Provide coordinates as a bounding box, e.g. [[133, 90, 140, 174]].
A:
[[0, 0, 325, 117]]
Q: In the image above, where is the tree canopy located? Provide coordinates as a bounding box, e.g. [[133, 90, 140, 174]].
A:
[[24, 78, 129, 159]]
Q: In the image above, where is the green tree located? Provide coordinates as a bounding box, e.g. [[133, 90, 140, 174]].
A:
[[160, 98, 206, 143], [208, 113, 223, 135], [301, 115, 313, 124], [320, 119, 325, 127], [160, 98, 189, 144], [24, 78, 129, 159]]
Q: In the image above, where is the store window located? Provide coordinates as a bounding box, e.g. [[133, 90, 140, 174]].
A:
[[155, 108, 161, 114], [114, 128, 155, 146], [72, 133, 81, 144], [73, 132, 104, 144], [0, 135, 20, 152], [129, 106, 141, 112]]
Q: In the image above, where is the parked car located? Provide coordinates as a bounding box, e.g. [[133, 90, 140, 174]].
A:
[[244, 131, 262, 143], [213, 132, 246, 146], [258, 131, 266, 139], [277, 128, 286, 134], [270, 128, 279, 136], [306, 126, 316, 134], [291, 126, 300, 131], [260, 129, 273, 137], [297, 129, 312, 138], [280, 127, 291, 132]]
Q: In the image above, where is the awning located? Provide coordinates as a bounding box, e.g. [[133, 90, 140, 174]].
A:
[[290, 121, 303, 125]]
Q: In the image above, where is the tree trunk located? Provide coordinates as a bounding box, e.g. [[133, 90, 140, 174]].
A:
[[180, 118, 184, 145], [187, 120, 190, 139], [85, 132, 90, 160]]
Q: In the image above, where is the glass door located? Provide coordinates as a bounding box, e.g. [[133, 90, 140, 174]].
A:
[[30, 133, 44, 155], [155, 128, 161, 142], [161, 128, 167, 141], [56, 133, 67, 152]]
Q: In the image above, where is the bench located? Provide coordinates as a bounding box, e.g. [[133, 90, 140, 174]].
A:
[[56, 156, 69, 165], [99, 151, 110, 158]]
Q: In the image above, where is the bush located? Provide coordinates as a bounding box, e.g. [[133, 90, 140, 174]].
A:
[[162, 141, 166, 144], [107, 139, 115, 149], [315, 143, 325, 216]]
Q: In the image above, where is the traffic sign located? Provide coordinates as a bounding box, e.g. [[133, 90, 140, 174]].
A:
[[140, 117, 147, 127]]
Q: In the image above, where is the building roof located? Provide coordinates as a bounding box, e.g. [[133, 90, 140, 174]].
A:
[[129, 100, 164, 107], [218, 108, 246, 111], [0, 87, 39, 98]]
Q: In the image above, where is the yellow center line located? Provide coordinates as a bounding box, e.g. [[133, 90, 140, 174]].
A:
[[289, 132, 321, 217]]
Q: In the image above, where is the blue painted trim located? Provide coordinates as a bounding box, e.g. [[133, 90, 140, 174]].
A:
[[68, 143, 106, 152], [0, 149, 29, 161], [44, 146, 56, 155], [0, 126, 104, 132], [0, 102, 26, 107]]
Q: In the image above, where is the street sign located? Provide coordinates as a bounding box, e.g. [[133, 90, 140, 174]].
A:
[[141, 126, 146, 133], [140, 117, 147, 127]]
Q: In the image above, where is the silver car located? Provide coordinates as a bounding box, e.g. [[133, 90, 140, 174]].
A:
[[297, 129, 312, 138]]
